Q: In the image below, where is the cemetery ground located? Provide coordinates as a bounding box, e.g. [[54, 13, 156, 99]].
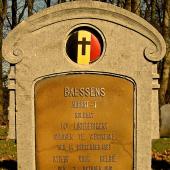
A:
[[0, 126, 170, 170], [0, 126, 17, 170]]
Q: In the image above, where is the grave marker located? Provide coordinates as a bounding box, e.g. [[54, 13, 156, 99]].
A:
[[160, 104, 170, 137], [2, 1, 166, 170]]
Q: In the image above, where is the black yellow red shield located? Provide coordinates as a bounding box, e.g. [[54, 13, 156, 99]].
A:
[[66, 29, 102, 64]]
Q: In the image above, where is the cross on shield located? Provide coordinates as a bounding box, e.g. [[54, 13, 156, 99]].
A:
[[78, 37, 91, 56], [77, 30, 91, 64], [66, 29, 102, 65]]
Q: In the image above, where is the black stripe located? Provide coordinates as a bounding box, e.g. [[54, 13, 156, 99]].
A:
[[66, 32, 78, 63]]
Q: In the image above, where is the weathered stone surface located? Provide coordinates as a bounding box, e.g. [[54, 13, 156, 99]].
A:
[[2, 1, 166, 170], [160, 104, 170, 137]]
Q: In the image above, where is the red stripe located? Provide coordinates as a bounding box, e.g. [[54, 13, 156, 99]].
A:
[[90, 34, 101, 62]]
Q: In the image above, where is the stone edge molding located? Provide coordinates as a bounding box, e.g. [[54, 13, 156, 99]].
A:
[[2, 1, 166, 64]]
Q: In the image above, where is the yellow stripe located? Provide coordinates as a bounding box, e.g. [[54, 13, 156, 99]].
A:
[[77, 30, 91, 64]]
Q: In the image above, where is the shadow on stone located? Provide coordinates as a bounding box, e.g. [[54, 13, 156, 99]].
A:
[[0, 160, 17, 170], [152, 159, 170, 170]]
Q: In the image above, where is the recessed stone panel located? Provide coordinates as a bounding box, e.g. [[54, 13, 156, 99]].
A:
[[35, 73, 134, 170]]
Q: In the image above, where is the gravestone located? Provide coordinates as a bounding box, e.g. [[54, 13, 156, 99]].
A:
[[160, 104, 170, 137], [2, 1, 166, 170]]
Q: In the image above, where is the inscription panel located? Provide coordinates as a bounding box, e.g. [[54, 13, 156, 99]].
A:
[[35, 73, 134, 170]]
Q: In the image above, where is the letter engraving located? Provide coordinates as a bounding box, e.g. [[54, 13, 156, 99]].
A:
[[35, 75, 133, 169]]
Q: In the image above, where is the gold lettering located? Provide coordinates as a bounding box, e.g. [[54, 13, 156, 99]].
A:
[[100, 88, 105, 96], [64, 87, 106, 97], [53, 156, 69, 163], [100, 155, 116, 162], [73, 122, 107, 130]]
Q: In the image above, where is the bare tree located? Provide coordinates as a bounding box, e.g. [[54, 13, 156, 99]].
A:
[[159, 0, 170, 105], [151, 0, 156, 26], [131, 0, 140, 15], [18, 1, 28, 23], [44, 0, 51, 7], [0, 0, 7, 124], [143, 0, 150, 21], [11, 0, 17, 29], [117, 0, 125, 8], [27, 0, 34, 16], [125, 0, 131, 11]]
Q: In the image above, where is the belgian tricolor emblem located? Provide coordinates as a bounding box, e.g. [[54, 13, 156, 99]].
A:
[[66, 30, 102, 64]]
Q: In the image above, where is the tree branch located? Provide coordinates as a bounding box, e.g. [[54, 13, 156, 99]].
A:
[[18, 1, 28, 23]]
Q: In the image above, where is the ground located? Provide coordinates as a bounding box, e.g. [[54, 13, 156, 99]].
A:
[[0, 126, 170, 170], [0, 126, 17, 170], [152, 138, 170, 170]]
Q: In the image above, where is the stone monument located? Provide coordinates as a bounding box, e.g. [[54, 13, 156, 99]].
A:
[[160, 104, 170, 137], [2, 1, 166, 170]]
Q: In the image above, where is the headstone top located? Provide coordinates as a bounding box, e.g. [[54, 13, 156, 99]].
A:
[[161, 104, 170, 112], [3, 1, 166, 65]]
